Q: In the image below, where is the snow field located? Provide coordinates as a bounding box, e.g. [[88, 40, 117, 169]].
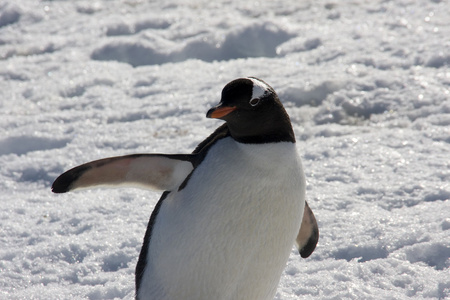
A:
[[1, 0, 449, 299]]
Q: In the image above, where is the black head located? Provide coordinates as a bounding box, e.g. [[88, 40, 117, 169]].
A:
[[207, 77, 295, 144]]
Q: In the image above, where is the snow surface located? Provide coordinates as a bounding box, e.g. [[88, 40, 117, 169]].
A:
[[1, 0, 449, 299]]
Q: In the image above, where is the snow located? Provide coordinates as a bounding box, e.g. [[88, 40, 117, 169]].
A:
[[0, 0, 449, 299]]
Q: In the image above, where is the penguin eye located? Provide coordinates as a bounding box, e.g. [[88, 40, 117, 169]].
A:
[[249, 98, 260, 106]]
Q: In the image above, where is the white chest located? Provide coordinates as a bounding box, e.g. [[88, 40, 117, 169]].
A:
[[139, 138, 305, 300]]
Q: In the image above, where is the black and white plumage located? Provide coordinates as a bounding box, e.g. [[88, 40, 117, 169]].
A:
[[52, 77, 319, 300]]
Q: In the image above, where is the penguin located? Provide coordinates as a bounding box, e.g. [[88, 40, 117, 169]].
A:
[[52, 77, 319, 300]]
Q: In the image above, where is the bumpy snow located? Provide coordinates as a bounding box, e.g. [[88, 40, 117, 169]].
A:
[[0, 0, 449, 299]]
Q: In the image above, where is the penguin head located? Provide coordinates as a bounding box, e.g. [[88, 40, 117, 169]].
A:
[[207, 77, 295, 144]]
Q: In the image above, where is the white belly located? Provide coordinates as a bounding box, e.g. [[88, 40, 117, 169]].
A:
[[138, 138, 305, 300]]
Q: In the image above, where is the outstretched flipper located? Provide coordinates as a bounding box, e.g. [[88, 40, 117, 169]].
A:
[[296, 201, 319, 258], [52, 154, 194, 193]]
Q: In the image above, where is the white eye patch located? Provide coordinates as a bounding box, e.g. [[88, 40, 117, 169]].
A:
[[248, 77, 270, 100]]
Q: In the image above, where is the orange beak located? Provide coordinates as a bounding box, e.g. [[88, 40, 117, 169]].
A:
[[206, 106, 237, 119]]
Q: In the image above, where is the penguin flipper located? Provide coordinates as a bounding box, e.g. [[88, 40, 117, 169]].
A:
[[296, 201, 319, 258], [51, 154, 194, 193]]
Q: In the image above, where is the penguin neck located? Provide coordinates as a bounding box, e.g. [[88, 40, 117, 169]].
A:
[[227, 121, 296, 144], [225, 105, 296, 144], [227, 114, 295, 144]]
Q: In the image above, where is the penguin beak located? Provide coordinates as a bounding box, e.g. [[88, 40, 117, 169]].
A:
[[206, 105, 237, 119]]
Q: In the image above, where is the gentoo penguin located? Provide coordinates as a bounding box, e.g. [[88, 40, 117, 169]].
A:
[[52, 77, 319, 300]]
